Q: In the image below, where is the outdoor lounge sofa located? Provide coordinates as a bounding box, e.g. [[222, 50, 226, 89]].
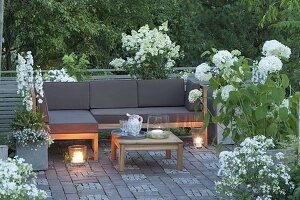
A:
[[41, 79, 207, 160]]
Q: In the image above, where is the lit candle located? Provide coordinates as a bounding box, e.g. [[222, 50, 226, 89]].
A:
[[151, 129, 163, 135], [194, 137, 203, 148], [72, 151, 84, 163]]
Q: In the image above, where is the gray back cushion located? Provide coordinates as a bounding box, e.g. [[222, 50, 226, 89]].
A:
[[90, 80, 138, 109], [44, 82, 90, 110], [137, 79, 185, 107]]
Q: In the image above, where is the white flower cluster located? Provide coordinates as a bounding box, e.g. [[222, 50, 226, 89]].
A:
[[212, 50, 238, 70], [258, 40, 290, 76], [13, 128, 53, 149], [110, 21, 180, 70], [44, 68, 76, 82], [221, 85, 236, 101], [0, 157, 46, 199], [258, 55, 283, 74], [16, 52, 44, 111], [216, 135, 294, 200], [262, 40, 291, 59], [188, 89, 202, 103], [195, 63, 212, 82]]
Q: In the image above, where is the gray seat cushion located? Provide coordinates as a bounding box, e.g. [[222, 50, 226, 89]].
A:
[[90, 107, 201, 124], [44, 82, 90, 110], [90, 80, 138, 109], [137, 79, 185, 107], [48, 110, 98, 134]]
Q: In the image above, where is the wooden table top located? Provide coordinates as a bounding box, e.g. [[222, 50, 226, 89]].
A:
[[115, 132, 183, 145]]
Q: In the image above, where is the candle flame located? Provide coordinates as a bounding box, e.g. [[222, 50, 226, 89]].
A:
[[194, 137, 203, 148], [72, 151, 84, 163]]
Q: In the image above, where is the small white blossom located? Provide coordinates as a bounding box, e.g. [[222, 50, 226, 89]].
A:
[[194, 63, 212, 82], [188, 89, 202, 103]]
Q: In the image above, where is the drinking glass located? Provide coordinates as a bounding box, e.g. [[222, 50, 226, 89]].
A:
[[119, 120, 128, 133]]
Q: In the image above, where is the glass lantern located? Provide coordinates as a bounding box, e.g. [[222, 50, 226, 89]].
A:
[[68, 145, 87, 164], [147, 114, 170, 133], [191, 128, 207, 148]]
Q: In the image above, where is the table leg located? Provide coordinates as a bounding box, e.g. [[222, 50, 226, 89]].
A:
[[111, 136, 116, 160], [166, 150, 171, 159], [119, 144, 125, 172], [176, 143, 183, 170], [93, 134, 99, 161]]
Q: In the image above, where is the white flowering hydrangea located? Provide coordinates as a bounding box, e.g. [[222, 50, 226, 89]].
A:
[[221, 85, 236, 101], [188, 89, 202, 103], [110, 21, 180, 79], [0, 157, 46, 199], [13, 128, 53, 149], [195, 63, 212, 82], [16, 52, 44, 111], [258, 55, 283, 74], [212, 50, 237, 69], [262, 40, 291, 59], [216, 135, 294, 200], [44, 68, 77, 82]]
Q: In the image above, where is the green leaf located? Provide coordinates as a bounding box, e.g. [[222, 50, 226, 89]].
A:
[[279, 107, 289, 121], [255, 107, 267, 121], [201, 50, 211, 58], [281, 74, 289, 88], [266, 123, 278, 135], [271, 88, 285, 103]]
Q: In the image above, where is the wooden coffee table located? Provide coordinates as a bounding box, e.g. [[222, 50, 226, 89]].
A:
[[111, 131, 183, 171]]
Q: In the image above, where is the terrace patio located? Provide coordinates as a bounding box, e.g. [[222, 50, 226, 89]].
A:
[[38, 140, 231, 200]]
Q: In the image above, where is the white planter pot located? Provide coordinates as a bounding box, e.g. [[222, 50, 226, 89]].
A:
[[16, 142, 48, 171], [0, 145, 8, 160]]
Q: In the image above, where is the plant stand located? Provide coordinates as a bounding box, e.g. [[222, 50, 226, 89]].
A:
[[0, 145, 8, 160], [16, 142, 48, 171]]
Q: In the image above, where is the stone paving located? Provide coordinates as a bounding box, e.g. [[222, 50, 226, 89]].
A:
[[37, 140, 232, 200]]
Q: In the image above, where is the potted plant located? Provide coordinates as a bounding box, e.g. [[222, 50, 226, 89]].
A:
[[11, 51, 52, 170], [11, 106, 53, 170]]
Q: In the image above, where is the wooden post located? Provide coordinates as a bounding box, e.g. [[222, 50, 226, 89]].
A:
[[0, 0, 4, 81], [31, 88, 36, 113]]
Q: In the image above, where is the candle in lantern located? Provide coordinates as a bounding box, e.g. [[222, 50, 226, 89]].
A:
[[72, 151, 84, 163], [151, 129, 163, 135], [194, 137, 203, 148]]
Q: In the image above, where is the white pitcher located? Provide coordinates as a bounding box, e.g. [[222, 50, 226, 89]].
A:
[[126, 113, 143, 136]]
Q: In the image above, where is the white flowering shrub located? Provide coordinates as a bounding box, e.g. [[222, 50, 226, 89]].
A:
[[188, 89, 202, 103], [190, 40, 300, 144], [16, 51, 44, 111], [110, 22, 181, 79], [0, 157, 46, 199], [43, 68, 77, 82], [216, 136, 294, 200], [13, 128, 53, 148]]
